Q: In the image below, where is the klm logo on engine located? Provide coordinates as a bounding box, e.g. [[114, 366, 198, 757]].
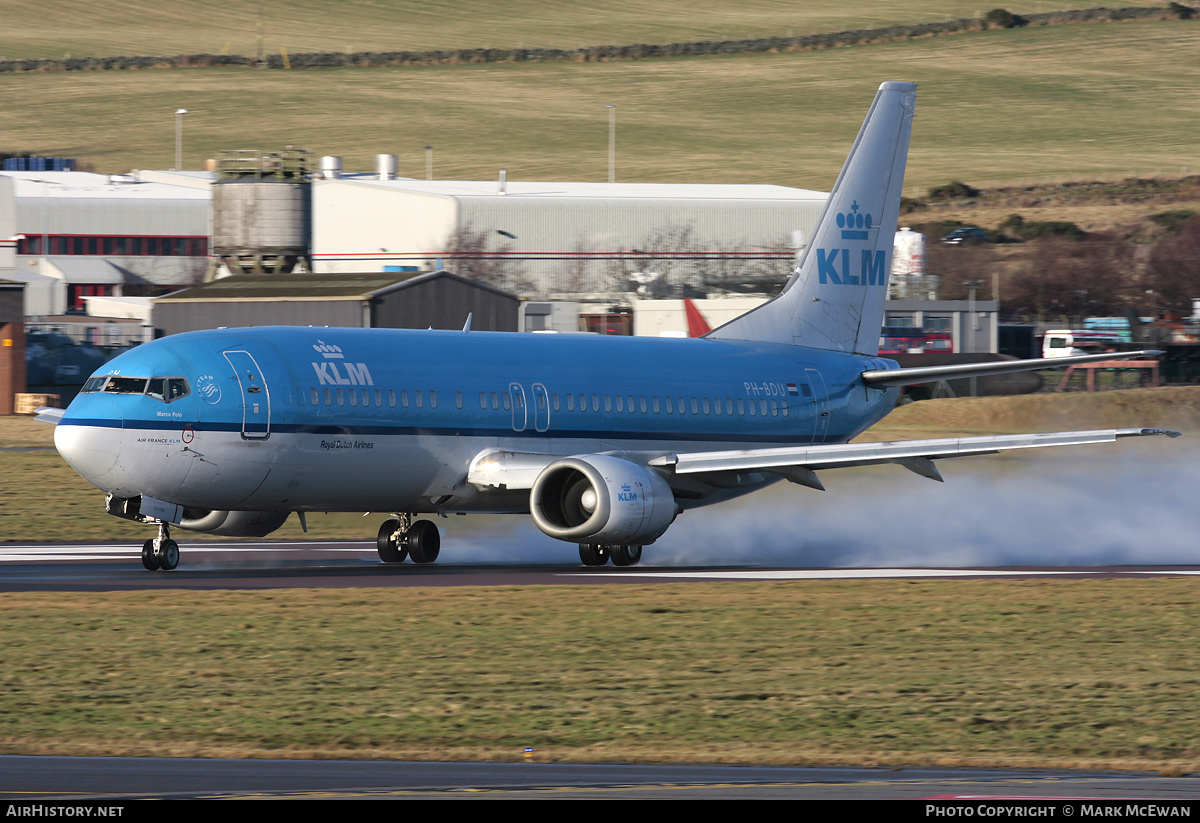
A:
[[311, 339, 374, 386], [617, 483, 638, 502], [817, 201, 887, 286]]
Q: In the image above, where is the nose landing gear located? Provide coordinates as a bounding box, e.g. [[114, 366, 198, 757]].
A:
[[141, 522, 180, 571]]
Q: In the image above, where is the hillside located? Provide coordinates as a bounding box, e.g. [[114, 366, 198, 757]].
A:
[[1, 19, 1197, 192], [0, 2, 1165, 60]]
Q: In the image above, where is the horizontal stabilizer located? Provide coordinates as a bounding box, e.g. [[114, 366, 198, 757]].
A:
[[861, 350, 1164, 389]]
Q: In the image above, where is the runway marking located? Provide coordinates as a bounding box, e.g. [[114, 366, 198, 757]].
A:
[[576, 569, 1128, 580], [0, 543, 374, 562]]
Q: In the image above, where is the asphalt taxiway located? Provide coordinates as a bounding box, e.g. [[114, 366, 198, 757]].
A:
[[3, 756, 1200, 800]]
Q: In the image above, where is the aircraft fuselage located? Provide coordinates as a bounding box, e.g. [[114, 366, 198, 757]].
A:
[[55, 326, 899, 515]]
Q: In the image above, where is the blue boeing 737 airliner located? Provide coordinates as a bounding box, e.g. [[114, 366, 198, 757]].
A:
[[43, 82, 1176, 571]]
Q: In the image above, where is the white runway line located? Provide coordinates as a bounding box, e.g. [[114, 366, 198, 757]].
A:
[[578, 569, 1103, 580], [0, 543, 375, 562]]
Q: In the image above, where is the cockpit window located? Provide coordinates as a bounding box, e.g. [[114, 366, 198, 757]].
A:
[[84, 375, 190, 402], [104, 377, 148, 394], [147, 377, 191, 403]]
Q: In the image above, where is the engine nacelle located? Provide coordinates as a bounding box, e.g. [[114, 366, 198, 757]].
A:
[[530, 455, 679, 545], [178, 509, 291, 537], [106, 495, 290, 537]]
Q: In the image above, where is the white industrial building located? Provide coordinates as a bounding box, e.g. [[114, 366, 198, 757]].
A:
[[311, 173, 827, 298], [0, 170, 212, 317]]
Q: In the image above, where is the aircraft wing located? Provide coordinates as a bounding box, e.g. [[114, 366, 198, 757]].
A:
[[861, 350, 1162, 389], [648, 427, 1180, 488]]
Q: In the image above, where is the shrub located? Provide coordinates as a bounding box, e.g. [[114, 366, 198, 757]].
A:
[[1168, 3, 1196, 20], [927, 181, 981, 200], [985, 9, 1028, 28], [1148, 209, 1197, 234], [999, 213, 1085, 241]]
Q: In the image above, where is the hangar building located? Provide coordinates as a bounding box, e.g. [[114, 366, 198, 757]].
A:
[[0, 170, 211, 317], [153, 270, 518, 337], [311, 174, 826, 298]]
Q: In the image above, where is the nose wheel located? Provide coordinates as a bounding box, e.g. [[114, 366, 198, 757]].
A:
[[141, 524, 180, 571]]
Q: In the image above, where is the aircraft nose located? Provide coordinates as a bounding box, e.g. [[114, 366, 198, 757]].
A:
[[54, 397, 123, 484]]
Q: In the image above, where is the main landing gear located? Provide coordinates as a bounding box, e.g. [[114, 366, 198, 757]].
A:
[[141, 522, 179, 571], [579, 543, 642, 567], [377, 514, 441, 565]]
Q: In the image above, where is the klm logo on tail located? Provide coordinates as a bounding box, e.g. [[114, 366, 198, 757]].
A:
[[817, 202, 886, 286]]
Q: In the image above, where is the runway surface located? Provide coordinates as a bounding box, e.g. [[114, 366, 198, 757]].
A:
[[3, 755, 1199, 800], [2, 540, 1199, 591]]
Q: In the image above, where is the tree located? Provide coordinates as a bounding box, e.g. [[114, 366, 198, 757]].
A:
[[1144, 215, 1200, 315], [439, 223, 530, 293]]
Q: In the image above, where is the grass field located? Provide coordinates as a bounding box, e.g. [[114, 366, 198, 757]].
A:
[[3, 580, 1199, 769], [0, 1, 1144, 60], [2, 19, 1197, 191]]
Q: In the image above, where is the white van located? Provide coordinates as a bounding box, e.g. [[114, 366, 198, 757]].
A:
[[1042, 330, 1124, 358]]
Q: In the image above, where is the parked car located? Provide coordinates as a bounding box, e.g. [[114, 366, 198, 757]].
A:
[[941, 226, 989, 245]]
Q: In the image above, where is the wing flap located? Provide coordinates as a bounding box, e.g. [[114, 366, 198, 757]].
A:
[[650, 428, 1180, 476]]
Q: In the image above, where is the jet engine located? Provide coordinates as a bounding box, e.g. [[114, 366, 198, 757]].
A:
[[530, 455, 678, 544], [105, 495, 291, 537], [177, 508, 291, 537]]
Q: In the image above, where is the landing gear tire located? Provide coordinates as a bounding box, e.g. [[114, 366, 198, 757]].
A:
[[579, 543, 610, 566], [159, 539, 180, 571], [612, 545, 642, 567], [141, 539, 160, 571], [377, 518, 408, 563], [406, 520, 441, 564]]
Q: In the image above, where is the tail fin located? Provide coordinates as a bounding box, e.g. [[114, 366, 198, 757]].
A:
[[707, 81, 916, 353], [683, 298, 712, 337]]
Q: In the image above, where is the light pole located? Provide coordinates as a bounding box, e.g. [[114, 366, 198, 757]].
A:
[[174, 109, 189, 170], [425, 145, 433, 180], [605, 104, 616, 183]]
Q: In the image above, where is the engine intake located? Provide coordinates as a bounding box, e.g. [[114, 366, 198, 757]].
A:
[[530, 455, 678, 545]]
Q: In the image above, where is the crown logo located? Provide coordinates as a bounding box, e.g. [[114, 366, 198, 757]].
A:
[[313, 341, 344, 359], [836, 201, 872, 240]]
